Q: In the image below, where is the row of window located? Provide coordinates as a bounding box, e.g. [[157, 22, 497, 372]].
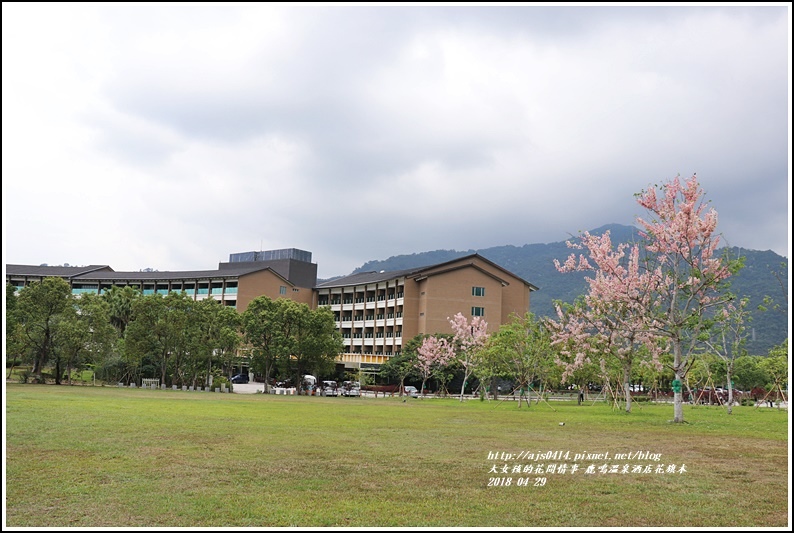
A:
[[66, 283, 239, 294], [345, 331, 403, 339], [343, 350, 401, 357], [318, 292, 405, 306], [337, 312, 403, 321]]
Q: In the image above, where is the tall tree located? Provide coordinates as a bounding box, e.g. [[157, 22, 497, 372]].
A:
[[634, 174, 740, 423], [14, 277, 73, 382], [59, 293, 115, 385], [285, 304, 343, 389], [448, 312, 489, 402], [124, 292, 193, 386], [241, 296, 299, 393], [190, 298, 241, 387], [6, 283, 24, 379]]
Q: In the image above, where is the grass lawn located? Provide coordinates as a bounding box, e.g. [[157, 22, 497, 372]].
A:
[[4, 383, 790, 527]]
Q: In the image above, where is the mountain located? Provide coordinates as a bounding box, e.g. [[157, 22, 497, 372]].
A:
[[349, 224, 788, 356]]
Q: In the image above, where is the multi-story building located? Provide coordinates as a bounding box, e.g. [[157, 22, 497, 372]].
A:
[[6, 249, 537, 371], [314, 254, 537, 370]]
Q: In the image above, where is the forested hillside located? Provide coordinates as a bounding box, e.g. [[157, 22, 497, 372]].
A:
[[349, 224, 788, 356]]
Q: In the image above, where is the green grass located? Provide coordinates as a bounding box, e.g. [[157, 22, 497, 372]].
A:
[[4, 383, 789, 527]]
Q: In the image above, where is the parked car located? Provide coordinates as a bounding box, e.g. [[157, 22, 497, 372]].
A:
[[231, 374, 249, 384], [342, 381, 361, 397], [322, 380, 339, 397], [404, 386, 419, 397]]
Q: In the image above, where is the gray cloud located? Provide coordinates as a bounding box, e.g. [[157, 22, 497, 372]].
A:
[[3, 4, 789, 279]]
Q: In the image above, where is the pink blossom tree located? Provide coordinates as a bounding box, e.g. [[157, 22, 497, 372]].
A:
[[550, 174, 738, 422], [416, 335, 455, 397], [549, 230, 663, 413], [634, 174, 737, 423], [448, 312, 489, 402]]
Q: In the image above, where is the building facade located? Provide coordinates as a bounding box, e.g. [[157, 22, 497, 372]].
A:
[[314, 254, 537, 369], [6, 249, 537, 370]]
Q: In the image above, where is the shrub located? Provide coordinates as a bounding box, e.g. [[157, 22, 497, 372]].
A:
[[213, 376, 231, 392]]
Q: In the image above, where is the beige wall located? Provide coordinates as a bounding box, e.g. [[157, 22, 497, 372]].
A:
[[414, 268, 504, 336], [399, 257, 532, 341], [237, 270, 313, 312]]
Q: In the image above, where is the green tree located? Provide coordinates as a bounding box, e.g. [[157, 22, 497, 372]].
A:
[[124, 293, 191, 386], [59, 293, 115, 385], [14, 277, 73, 382], [759, 340, 788, 402], [380, 339, 420, 395], [190, 298, 242, 387], [6, 283, 25, 379], [733, 355, 769, 391], [102, 285, 140, 337], [283, 304, 343, 389], [484, 313, 555, 407], [242, 296, 300, 393]]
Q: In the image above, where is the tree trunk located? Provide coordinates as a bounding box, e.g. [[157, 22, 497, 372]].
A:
[[673, 368, 684, 423], [623, 363, 632, 413], [459, 366, 471, 402], [672, 341, 685, 423], [726, 364, 734, 415]]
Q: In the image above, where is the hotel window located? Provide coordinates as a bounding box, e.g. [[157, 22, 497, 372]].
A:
[[472, 307, 485, 317], [280, 286, 287, 295], [472, 287, 485, 297]]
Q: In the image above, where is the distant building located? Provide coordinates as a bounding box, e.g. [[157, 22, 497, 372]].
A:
[[6, 249, 537, 370], [5, 249, 317, 311]]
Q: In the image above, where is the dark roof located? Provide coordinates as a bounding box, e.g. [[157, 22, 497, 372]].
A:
[[314, 254, 538, 291], [5, 263, 289, 283], [315, 267, 421, 288], [5, 265, 113, 278], [7, 253, 538, 291]]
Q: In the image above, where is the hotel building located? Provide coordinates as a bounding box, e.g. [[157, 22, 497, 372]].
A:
[[6, 248, 537, 371]]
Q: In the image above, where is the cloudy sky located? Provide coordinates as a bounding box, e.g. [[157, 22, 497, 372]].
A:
[[2, 4, 790, 279]]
